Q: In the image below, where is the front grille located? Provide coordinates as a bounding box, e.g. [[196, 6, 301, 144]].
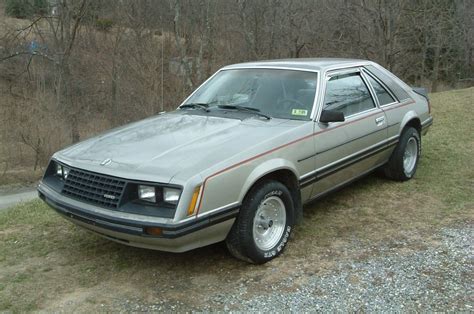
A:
[[62, 168, 126, 209]]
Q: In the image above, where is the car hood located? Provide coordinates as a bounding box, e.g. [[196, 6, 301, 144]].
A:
[[56, 112, 297, 183]]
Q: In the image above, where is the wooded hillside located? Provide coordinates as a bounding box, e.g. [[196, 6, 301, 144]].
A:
[[0, 0, 472, 183]]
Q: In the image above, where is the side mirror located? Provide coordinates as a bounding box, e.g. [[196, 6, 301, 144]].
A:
[[319, 109, 345, 123]]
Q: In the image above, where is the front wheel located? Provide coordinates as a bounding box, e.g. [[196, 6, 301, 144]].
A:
[[383, 127, 421, 181], [226, 180, 294, 264]]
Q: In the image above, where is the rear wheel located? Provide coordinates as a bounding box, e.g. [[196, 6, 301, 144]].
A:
[[384, 127, 421, 181], [226, 180, 294, 264]]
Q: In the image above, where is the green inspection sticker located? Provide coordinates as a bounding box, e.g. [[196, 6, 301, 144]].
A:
[[291, 109, 308, 116]]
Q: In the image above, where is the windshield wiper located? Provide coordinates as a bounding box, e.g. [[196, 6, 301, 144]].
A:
[[180, 103, 210, 112], [217, 105, 271, 120]]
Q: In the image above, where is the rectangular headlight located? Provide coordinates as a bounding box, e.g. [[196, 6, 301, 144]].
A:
[[138, 185, 156, 203], [54, 163, 70, 180], [56, 163, 63, 177], [163, 187, 180, 205], [62, 166, 70, 179]]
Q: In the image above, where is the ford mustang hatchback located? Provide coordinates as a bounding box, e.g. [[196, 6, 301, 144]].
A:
[[38, 58, 433, 263]]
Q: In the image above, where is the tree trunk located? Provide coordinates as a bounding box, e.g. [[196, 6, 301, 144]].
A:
[[171, 0, 194, 90], [111, 29, 123, 125], [431, 40, 441, 92]]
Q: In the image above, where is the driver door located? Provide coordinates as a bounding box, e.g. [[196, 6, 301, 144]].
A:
[[305, 68, 388, 198]]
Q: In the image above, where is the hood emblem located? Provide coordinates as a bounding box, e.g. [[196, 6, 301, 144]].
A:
[[100, 158, 112, 166]]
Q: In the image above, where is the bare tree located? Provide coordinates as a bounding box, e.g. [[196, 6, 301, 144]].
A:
[[0, 0, 472, 177]]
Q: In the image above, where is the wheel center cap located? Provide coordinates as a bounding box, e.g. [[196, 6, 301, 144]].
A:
[[258, 216, 274, 230]]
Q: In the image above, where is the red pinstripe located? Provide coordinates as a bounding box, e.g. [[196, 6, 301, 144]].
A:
[[195, 99, 415, 214]]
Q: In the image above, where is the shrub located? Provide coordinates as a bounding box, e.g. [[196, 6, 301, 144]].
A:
[[5, 0, 32, 18], [33, 0, 47, 15], [95, 18, 114, 32], [5, 0, 48, 18]]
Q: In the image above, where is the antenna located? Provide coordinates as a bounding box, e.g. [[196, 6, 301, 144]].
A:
[[161, 15, 164, 112]]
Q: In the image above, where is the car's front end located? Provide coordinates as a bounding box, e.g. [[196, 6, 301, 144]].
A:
[[38, 64, 320, 257], [38, 158, 238, 252], [37, 109, 306, 252]]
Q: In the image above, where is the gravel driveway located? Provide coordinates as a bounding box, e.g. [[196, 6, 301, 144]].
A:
[[216, 226, 473, 312], [117, 224, 473, 312]]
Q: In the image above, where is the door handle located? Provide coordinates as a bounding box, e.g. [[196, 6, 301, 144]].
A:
[[375, 116, 385, 126]]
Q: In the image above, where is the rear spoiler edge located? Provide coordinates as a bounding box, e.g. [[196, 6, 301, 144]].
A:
[[412, 87, 429, 100]]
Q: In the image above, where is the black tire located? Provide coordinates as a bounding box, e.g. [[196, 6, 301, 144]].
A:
[[226, 180, 295, 264], [383, 127, 421, 181]]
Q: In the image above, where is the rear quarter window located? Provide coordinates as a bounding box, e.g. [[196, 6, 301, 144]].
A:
[[364, 65, 411, 101], [365, 74, 396, 106]]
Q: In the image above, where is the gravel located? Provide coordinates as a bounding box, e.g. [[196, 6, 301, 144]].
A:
[[216, 225, 473, 312], [115, 225, 473, 312]]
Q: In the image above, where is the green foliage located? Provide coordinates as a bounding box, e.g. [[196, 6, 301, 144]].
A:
[[95, 18, 114, 32], [5, 0, 48, 18], [33, 0, 47, 15], [5, 0, 32, 18]]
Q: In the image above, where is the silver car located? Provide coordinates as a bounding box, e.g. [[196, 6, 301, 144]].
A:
[[38, 58, 433, 263]]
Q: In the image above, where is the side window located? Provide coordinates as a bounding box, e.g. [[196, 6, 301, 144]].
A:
[[324, 73, 375, 117], [366, 74, 396, 106]]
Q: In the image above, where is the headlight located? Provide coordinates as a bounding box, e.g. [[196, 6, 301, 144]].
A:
[[136, 185, 181, 206], [56, 163, 63, 176], [55, 163, 70, 180], [62, 166, 70, 179], [138, 185, 156, 203], [163, 187, 181, 205]]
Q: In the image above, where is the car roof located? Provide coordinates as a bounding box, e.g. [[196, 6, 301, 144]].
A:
[[222, 58, 371, 72]]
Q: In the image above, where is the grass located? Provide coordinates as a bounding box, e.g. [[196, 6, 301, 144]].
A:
[[0, 88, 473, 311]]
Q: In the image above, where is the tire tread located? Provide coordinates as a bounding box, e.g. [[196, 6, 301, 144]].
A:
[[226, 180, 294, 264], [383, 127, 420, 181]]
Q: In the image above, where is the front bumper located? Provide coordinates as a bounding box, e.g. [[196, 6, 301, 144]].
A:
[[38, 182, 238, 252]]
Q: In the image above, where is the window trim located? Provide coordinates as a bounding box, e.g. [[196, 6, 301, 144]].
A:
[[344, 107, 380, 121], [318, 68, 378, 121], [361, 68, 401, 107]]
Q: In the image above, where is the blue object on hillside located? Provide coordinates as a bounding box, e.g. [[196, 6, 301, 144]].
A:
[[28, 40, 39, 53]]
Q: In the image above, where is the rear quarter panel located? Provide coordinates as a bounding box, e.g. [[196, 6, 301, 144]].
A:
[[382, 94, 430, 140], [371, 63, 431, 138]]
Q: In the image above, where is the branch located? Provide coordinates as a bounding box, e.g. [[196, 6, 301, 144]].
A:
[[0, 51, 54, 63], [15, 16, 44, 32], [64, 0, 89, 58], [1, 160, 7, 177], [20, 133, 41, 154], [12, 16, 55, 41]]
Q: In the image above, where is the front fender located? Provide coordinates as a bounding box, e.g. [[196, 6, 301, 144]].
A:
[[238, 158, 299, 203]]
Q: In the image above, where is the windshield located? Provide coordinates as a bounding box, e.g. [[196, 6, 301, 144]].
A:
[[183, 69, 318, 120]]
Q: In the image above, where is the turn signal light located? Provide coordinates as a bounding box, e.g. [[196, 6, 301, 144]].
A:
[[187, 185, 201, 216], [144, 227, 162, 236]]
